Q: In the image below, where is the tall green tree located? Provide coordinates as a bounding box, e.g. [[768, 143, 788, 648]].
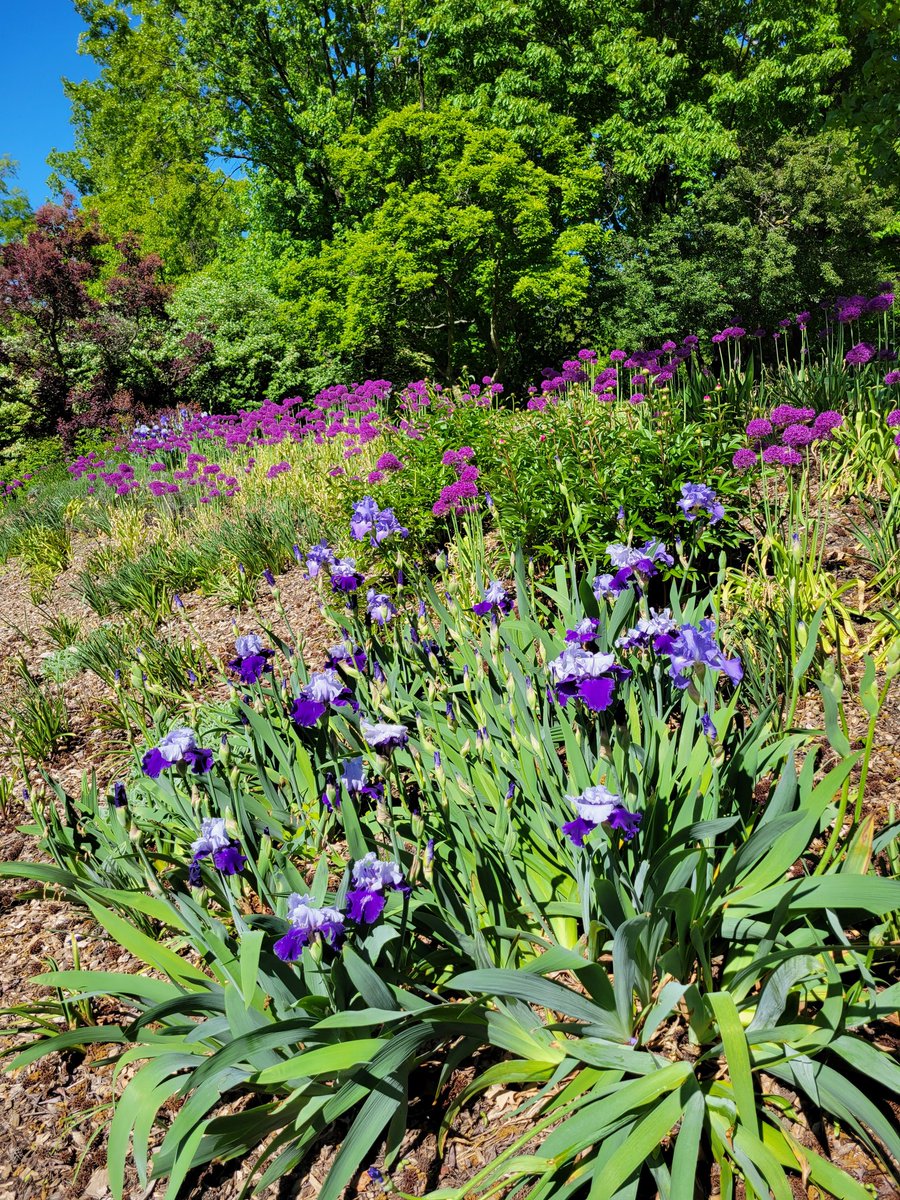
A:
[[49, 0, 243, 278], [0, 158, 33, 243]]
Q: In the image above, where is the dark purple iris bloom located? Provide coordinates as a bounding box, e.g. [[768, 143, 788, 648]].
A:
[[561, 785, 642, 847], [325, 642, 367, 671], [361, 719, 409, 752], [142, 727, 214, 778], [565, 617, 601, 646], [677, 483, 724, 525], [290, 669, 357, 727], [330, 558, 364, 593], [701, 713, 718, 739], [616, 608, 676, 653], [548, 646, 630, 712], [346, 853, 409, 925], [228, 632, 275, 684], [111, 781, 127, 808], [653, 619, 743, 690], [472, 580, 513, 616], [274, 893, 346, 961], [188, 817, 246, 885]]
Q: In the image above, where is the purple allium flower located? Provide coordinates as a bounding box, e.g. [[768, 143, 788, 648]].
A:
[[330, 558, 364, 593], [866, 292, 894, 313], [376, 452, 404, 471], [361, 719, 409, 752], [548, 646, 629, 712], [609, 349, 626, 361], [732, 448, 758, 471], [812, 410, 844, 437], [578, 348, 598, 362], [274, 893, 346, 961], [366, 589, 397, 625], [266, 461, 292, 479], [845, 342, 875, 366], [770, 404, 815, 427], [887, 409, 900, 427], [746, 418, 773, 440], [885, 371, 900, 387], [561, 784, 641, 846], [677, 482, 724, 525], [472, 579, 512, 616], [653, 618, 743, 690], [682, 335, 699, 346], [781, 423, 814, 448]]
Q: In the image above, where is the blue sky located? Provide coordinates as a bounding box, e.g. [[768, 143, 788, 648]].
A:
[[1, 2, 97, 205]]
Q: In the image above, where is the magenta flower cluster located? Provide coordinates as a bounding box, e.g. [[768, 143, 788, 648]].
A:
[[433, 447, 480, 517], [733, 407, 844, 471]]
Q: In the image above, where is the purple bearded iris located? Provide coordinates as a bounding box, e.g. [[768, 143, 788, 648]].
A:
[[330, 557, 365, 593], [616, 608, 677, 652], [228, 632, 275, 684], [677, 483, 724, 525], [366, 589, 398, 625], [346, 852, 409, 924], [325, 642, 367, 671], [594, 540, 673, 597], [306, 540, 336, 578], [565, 617, 601, 646], [653, 618, 743, 690], [273, 893, 346, 962], [350, 497, 409, 545], [142, 726, 214, 778], [361, 719, 409, 752], [350, 496, 381, 540], [340, 756, 384, 805], [188, 817, 247, 885], [562, 784, 642, 846], [548, 646, 630, 712], [472, 580, 513, 616], [290, 668, 357, 727]]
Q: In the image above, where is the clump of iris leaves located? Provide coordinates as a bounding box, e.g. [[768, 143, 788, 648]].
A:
[[3, 493, 900, 1200]]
